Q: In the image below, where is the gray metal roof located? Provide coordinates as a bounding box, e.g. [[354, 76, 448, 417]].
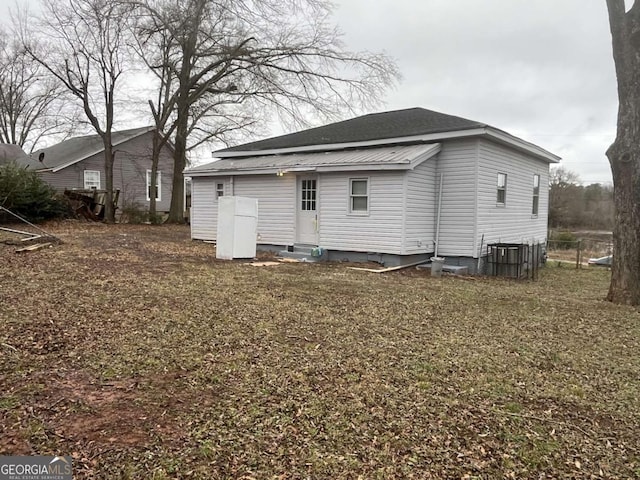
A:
[[0, 144, 28, 165], [15, 126, 155, 171], [187, 143, 441, 176]]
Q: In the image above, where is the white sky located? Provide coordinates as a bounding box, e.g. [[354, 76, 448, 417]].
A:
[[1, 0, 620, 184], [333, 0, 618, 185]]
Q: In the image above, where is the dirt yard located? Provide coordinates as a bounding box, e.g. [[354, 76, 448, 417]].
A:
[[1, 221, 639, 479]]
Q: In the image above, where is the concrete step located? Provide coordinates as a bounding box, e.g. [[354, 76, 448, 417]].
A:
[[416, 263, 469, 275], [278, 250, 320, 262], [291, 244, 316, 255]]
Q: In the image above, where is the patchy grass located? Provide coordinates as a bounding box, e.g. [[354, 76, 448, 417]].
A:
[[1, 221, 639, 478]]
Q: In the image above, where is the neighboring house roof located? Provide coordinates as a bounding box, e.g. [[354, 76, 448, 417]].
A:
[[0, 144, 28, 165], [15, 126, 156, 172], [187, 143, 441, 176], [214, 107, 560, 163]]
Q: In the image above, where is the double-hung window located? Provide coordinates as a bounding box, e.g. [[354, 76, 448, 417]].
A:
[[146, 170, 161, 201], [496, 173, 507, 205], [216, 183, 224, 199], [83, 170, 101, 189], [532, 174, 540, 215], [350, 178, 368, 213]]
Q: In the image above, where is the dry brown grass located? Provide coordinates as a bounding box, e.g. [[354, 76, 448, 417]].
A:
[[1, 221, 639, 479]]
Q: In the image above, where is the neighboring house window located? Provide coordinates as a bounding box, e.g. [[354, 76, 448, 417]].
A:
[[84, 170, 101, 189], [301, 179, 317, 211], [146, 170, 161, 201], [532, 174, 540, 215], [216, 183, 224, 198], [350, 178, 368, 213], [496, 173, 507, 205]]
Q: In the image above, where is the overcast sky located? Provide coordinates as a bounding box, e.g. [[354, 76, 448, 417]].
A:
[[1, 1, 619, 184], [332, 0, 618, 185]]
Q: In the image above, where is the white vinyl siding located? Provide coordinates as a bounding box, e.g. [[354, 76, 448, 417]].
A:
[[83, 170, 100, 189], [476, 140, 549, 249], [319, 171, 404, 254], [432, 139, 479, 257], [403, 157, 437, 255], [233, 174, 296, 245], [190, 177, 219, 240]]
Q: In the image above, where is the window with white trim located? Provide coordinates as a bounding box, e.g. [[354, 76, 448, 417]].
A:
[[216, 183, 224, 199], [532, 174, 540, 215], [350, 178, 368, 213], [301, 179, 317, 211], [146, 170, 161, 201], [496, 173, 507, 205], [83, 170, 101, 189]]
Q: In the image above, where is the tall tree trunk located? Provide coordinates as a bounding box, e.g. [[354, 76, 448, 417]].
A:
[[606, 0, 640, 304], [166, 101, 188, 223], [104, 135, 115, 223], [149, 129, 160, 222]]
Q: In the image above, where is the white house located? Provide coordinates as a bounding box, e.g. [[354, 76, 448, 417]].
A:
[[185, 108, 559, 270]]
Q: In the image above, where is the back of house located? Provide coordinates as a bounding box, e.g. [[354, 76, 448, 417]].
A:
[[186, 107, 559, 271], [14, 127, 175, 215]]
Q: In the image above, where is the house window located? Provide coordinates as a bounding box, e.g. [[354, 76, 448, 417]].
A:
[[146, 170, 161, 201], [532, 174, 540, 215], [216, 183, 224, 198], [83, 170, 100, 189], [350, 178, 368, 213], [496, 173, 507, 205], [301, 179, 316, 211]]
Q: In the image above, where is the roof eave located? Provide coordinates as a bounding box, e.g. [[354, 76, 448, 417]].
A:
[[213, 127, 560, 163], [51, 126, 156, 172], [185, 162, 421, 177], [484, 127, 561, 163]]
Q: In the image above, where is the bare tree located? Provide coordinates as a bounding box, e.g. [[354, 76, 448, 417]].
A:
[[0, 27, 75, 151], [128, 0, 399, 223], [605, 0, 640, 304], [21, 0, 133, 222]]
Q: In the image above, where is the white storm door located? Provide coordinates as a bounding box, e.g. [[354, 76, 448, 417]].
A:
[[296, 176, 318, 244]]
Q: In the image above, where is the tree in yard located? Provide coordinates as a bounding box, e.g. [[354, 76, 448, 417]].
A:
[[605, 0, 640, 304], [0, 27, 75, 151], [20, 0, 133, 223], [128, 0, 399, 223], [549, 166, 583, 228]]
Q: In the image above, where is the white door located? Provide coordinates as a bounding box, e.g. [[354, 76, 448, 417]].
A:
[[296, 176, 318, 244]]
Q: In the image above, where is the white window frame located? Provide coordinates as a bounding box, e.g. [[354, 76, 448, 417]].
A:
[[146, 170, 161, 201], [496, 173, 507, 206], [83, 170, 101, 190], [349, 178, 369, 214], [532, 174, 540, 216], [216, 182, 224, 199], [300, 178, 317, 211]]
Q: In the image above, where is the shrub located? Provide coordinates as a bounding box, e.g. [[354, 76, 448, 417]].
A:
[[119, 204, 149, 224], [549, 230, 577, 250], [0, 161, 70, 223]]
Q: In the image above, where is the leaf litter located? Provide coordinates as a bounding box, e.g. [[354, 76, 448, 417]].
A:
[[0, 221, 639, 478]]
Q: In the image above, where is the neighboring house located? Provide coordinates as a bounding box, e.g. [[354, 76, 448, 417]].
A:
[[15, 127, 175, 213], [185, 107, 560, 269], [0, 144, 28, 166]]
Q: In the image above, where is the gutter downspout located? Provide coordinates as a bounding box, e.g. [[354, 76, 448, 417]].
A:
[[434, 173, 444, 257]]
